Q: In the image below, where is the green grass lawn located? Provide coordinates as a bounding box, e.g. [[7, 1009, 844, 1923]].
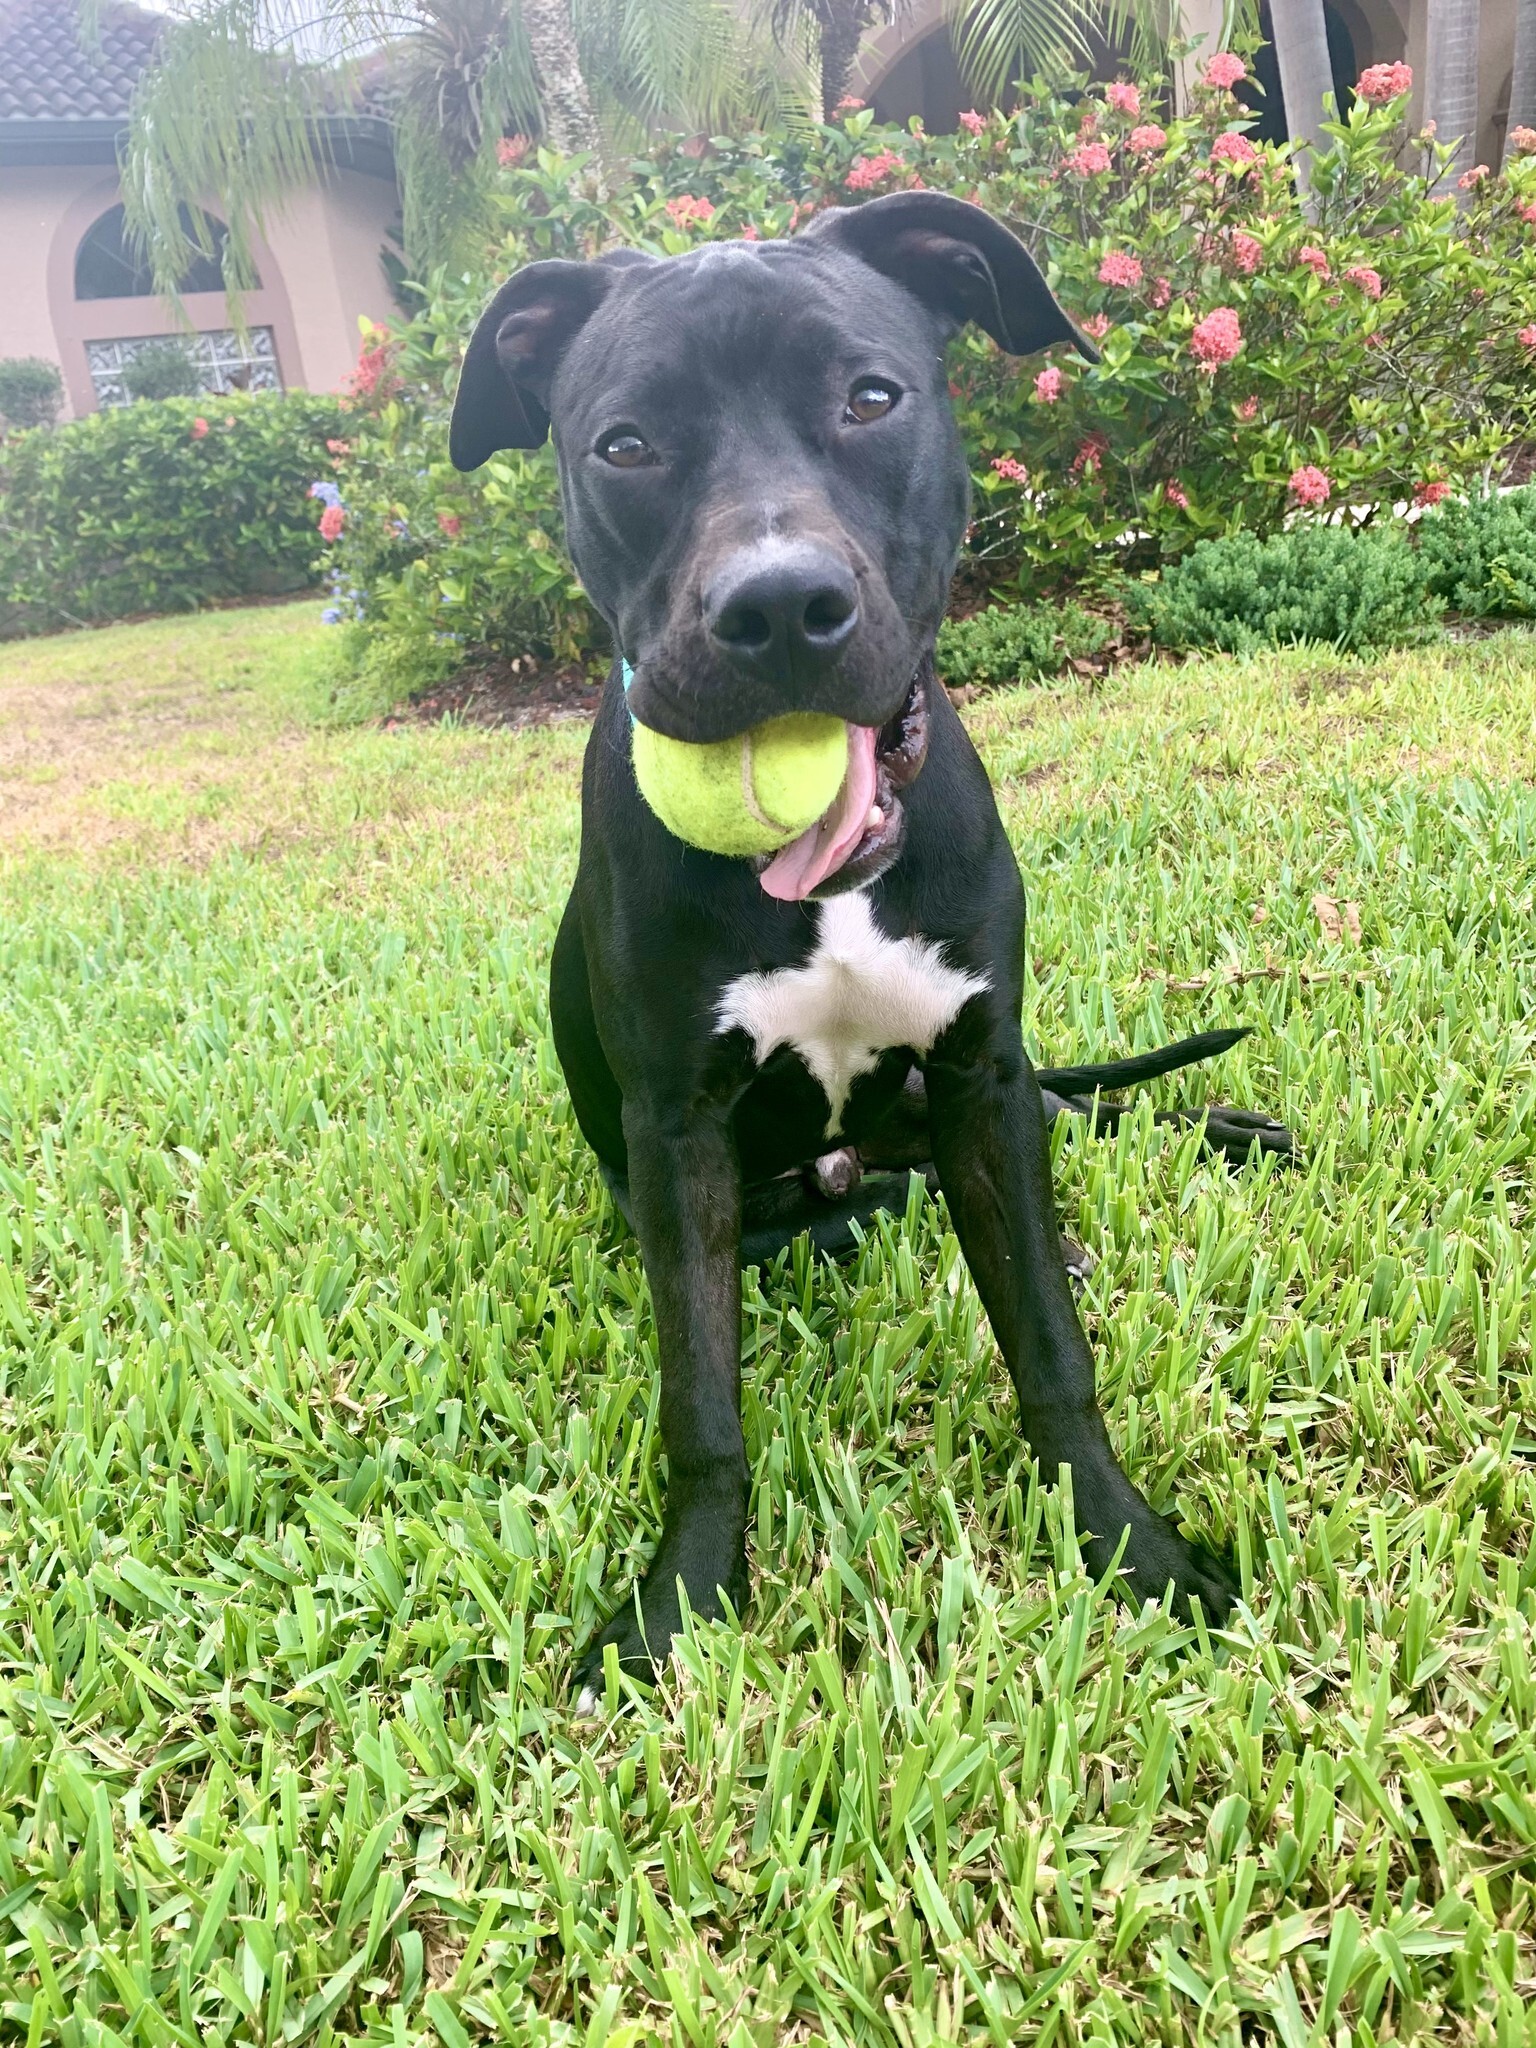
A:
[[2, 606, 1534, 2046]]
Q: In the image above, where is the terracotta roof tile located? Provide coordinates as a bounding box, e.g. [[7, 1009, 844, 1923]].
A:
[[0, 0, 162, 123]]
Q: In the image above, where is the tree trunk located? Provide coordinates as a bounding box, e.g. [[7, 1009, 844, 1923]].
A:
[[1510, 0, 1536, 151], [819, 1, 869, 122], [520, 0, 599, 154], [1268, 0, 1335, 192], [1424, 0, 1481, 195]]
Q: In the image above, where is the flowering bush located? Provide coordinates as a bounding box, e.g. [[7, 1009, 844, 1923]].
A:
[[323, 67, 1536, 679], [0, 391, 342, 637]]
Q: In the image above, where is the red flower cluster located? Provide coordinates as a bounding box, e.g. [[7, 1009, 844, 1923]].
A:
[[496, 135, 531, 167], [1519, 202, 1536, 225], [958, 109, 986, 136], [1106, 81, 1140, 116], [1519, 324, 1536, 350], [190, 417, 209, 440], [991, 455, 1028, 483], [1128, 123, 1167, 154], [1190, 307, 1242, 369], [1072, 433, 1109, 474], [665, 193, 716, 224], [1202, 52, 1247, 90], [1065, 141, 1112, 176], [318, 503, 346, 541], [1414, 480, 1451, 507], [349, 328, 399, 402], [845, 151, 906, 191], [437, 512, 462, 538], [1034, 366, 1064, 402], [1357, 62, 1411, 102], [1344, 265, 1383, 299], [1097, 250, 1143, 287], [1289, 466, 1331, 506], [1210, 132, 1260, 173]]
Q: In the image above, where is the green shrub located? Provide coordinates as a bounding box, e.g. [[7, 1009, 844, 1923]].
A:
[[121, 340, 202, 402], [1415, 486, 1536, 618], [0, 391, 343, 637], [0, 357, 63, 432], [936, 601, 1112, 688], [1131, 524, 1439, 655]]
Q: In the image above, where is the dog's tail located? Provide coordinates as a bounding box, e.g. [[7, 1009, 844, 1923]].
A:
[[1035, 1026, 1250, 1096]]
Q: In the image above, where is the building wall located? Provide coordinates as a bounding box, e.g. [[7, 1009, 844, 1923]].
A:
[[0, 162, 99, 408], [0, 157, 396, 415]]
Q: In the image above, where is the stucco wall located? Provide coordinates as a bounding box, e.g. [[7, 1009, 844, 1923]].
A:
[[0, 163, 99, 414], [262, 169, 398, 393], [0, 158, 395, 415]]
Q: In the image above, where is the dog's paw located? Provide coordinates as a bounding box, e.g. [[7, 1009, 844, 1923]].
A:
[[1200, 1105, 1293, 1165], [1079, 1484, 1238, 1624], [571, 1543, 748, 1712]]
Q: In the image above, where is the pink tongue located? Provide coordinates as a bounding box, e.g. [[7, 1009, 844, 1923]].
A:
[[760, 724, 878, 902]]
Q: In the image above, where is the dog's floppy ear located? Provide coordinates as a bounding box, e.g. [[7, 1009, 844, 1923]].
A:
[[803, 191, 1099, 362], [451, 252, 648, 470]]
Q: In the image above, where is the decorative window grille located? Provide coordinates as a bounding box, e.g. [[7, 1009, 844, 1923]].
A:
[[86, 327, 282, 407]]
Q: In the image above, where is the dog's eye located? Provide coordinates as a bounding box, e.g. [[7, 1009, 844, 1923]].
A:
[[598, 430, 653, 468], [845, 381, 898, 424]]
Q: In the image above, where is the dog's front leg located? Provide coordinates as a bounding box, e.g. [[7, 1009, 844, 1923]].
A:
[[574, 1100, 750, 1704], [926, 1018, 1237, 1622]]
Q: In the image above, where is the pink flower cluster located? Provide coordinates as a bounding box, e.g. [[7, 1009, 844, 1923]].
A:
[[1189, 307, 1242, 369], [1082, 313, 1112, 340], [1098, 250, 1143, 288], [845, 151, 905, 191], [1211, 132, 1260, 172], [835, 97, 865, 113], [959, 108, 986, 135], [1458, 164, 1490, 190], [1520, 202, 1536, 225], [318, 503, 346, 542], [1202, 52, 1247, 90], [1297, 244, 1331, 278], [1072, 433, 1109, 475], [496, 134, 531, 167], [1520, 324, 1536, 350], [1357, 62, 1411, 102], [1128, 123, 1167, 154], [1414, 479, 1451, 507], [190, 417, 209, 440], [1106, 81, 1141, 115], [1236, 396, 1259, 421], [437, 512, 462, 538], [991, 455, 1029, 483], [1344, 264, 1383, 299], [1034, 366, 1064, 402], [665, 193, 715, 224], [1065, 141, 1113, 176], [1164, 481, 1190, 508], [1230, 231, 1262, 274], [1289, 466, 1331, 506], [1510, 126, 1536, 153], [1149, 275, 1172, 308]]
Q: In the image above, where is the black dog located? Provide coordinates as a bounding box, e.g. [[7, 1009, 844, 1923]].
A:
[[450, 192, 1289, 1699]]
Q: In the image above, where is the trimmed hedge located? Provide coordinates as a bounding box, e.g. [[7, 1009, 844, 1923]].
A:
[[0, 391, 344, 638]]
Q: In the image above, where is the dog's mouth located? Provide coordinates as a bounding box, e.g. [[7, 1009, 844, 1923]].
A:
[[757, 668, 929, 902]]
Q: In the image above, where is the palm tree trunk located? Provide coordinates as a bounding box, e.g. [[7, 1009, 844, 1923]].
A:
[[1510, 0, 1536, 149], [1424, 0, 1480, 194], [1267, 0, 1335, 191], [521, 0, 599, 153], [819, 1, 869, 121]]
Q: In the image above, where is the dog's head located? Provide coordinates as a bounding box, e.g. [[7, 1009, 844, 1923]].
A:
[[451, 192, 1095, 894]]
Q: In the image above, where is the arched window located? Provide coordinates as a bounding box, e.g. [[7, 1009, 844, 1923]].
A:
[[73, 204, 254, 300]]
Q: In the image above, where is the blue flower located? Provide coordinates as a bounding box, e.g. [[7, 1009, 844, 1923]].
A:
[[321, 606, 343, 625], [308, 480, 343, 508]]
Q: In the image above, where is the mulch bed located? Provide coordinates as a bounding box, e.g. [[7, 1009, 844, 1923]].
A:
[[383, 655, 604, 733]]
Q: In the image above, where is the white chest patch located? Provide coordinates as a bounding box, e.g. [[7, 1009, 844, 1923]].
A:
[[716, 893, 988, 1136]]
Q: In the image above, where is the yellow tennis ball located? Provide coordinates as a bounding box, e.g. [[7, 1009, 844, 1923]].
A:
[[631, 712, 849, 856]]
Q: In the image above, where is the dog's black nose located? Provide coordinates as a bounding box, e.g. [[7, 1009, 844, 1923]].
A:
[[705, 544, 859, 680]]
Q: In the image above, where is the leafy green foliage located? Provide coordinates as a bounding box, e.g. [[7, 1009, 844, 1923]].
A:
[[3, 607, 1536, 2041], [937, 599, 1112, 686], [0, 392, 343, 637], [119, 339, 203, 403], [327, 80, 1536, 684], [1415, 485, 1536, 619], [1130, 525, 1439, 655], [0, 357, 63, 432]]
